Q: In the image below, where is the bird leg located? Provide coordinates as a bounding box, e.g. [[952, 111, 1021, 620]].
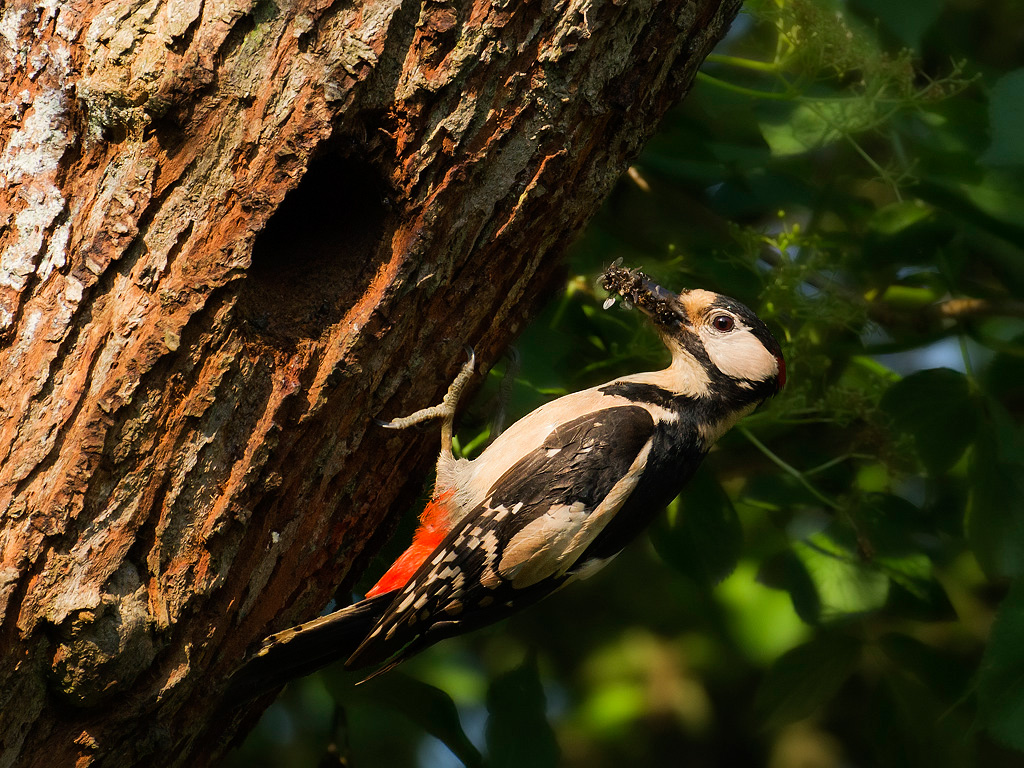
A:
[[378, 347, 476, 458]]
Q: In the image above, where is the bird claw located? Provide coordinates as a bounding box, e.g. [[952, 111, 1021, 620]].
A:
[[377, 347, 476, 430]]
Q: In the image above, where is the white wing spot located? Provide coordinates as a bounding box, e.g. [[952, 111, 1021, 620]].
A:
[[396, 591, 416, 612]]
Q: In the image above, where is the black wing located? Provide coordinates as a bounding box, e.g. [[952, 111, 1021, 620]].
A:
[[346, 405, 656, 673]]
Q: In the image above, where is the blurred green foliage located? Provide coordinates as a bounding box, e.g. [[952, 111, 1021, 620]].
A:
[[229, 0, 1024, 765]]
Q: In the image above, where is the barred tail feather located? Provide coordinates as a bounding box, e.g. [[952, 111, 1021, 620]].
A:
[[225, 592, 394, 705]]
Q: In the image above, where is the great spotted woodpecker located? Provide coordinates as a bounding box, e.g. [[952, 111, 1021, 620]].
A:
[[229, 265, 785, 699]]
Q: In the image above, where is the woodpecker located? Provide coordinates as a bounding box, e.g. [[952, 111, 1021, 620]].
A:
[[229, 265, 785, 700]]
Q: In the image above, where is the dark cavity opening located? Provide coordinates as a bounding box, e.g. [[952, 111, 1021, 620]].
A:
[[237, 149, 389, 347]]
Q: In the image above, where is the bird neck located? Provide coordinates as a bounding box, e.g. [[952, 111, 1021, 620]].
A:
[[620, 348, 712, 400]]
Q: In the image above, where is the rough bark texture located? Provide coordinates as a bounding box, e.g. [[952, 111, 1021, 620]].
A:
[[0, 0, 740, 764]]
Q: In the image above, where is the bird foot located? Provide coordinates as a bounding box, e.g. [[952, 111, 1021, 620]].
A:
[[378, 347, 476, 430]]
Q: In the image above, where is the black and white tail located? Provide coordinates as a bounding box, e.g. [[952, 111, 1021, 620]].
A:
[[225, 593, 392, 705]]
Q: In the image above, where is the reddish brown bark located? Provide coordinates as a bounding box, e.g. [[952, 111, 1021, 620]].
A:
[[0, 0, 740, 764]]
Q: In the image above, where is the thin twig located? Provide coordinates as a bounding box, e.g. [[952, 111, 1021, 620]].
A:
[[740, 426, 841, 511]]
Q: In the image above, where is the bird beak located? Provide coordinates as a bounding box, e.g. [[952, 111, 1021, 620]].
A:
[[601, 264, 686, 329]]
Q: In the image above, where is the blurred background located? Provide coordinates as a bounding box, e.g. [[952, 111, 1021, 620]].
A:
[[228, 0, 1024, 765]]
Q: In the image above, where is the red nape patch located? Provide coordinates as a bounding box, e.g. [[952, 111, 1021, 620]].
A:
[[366, 490, 456, 597], [776, 355, 787, 392]]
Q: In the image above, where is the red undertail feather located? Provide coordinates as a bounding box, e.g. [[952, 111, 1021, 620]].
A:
[[365, 489, 456, 598]]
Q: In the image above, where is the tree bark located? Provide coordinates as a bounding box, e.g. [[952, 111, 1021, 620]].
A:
[[0, 0, 740, 764]]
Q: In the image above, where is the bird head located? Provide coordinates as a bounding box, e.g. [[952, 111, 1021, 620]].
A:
[[601, 265, 786, 406]]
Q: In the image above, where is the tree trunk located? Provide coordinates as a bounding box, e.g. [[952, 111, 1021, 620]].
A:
[[0, 0, 740, 764]]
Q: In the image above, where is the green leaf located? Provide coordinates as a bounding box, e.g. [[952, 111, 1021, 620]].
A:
[[982, 69, 1024, 167], [919, 176, 1024, 246], [758, 550, 822, 625], [967, 401, 1024, 579], [335, 673, 483, 768], [753, 633, 861, 729], [876, 553, 932, 597], [650, 468, 743, 587], [869, 200, 934, 236], [881, 368, 977, 475], [486, 656, 559, 768], [717, 561, 811, 664], [758, 98, 877, 156], [877, 284, 942, 309], [960, 177, 1024, 233], [795, 537, 890, 619], [883, 577, 956, 622], [978, 579, 1024, 751]]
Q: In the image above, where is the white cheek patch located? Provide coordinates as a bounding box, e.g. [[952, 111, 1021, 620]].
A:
[[702, 328, 778, 383]]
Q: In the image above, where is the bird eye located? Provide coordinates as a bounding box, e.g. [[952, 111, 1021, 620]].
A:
[[711, 314, 735, 332]]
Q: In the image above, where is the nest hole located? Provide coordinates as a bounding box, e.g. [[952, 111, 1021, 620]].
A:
[[237, 149, 389, 347]]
